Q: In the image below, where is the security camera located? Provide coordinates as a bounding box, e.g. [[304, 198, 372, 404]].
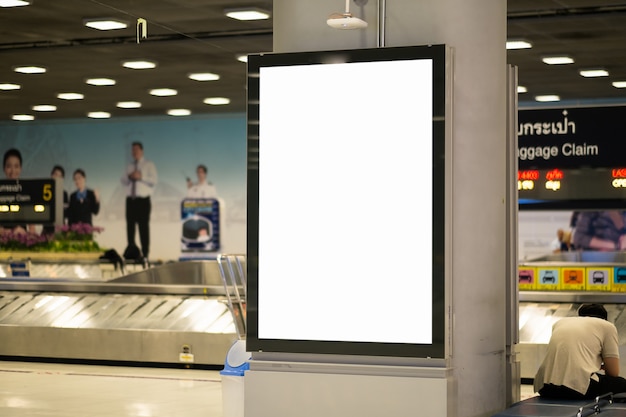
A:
[[326, 14, 368, 29]]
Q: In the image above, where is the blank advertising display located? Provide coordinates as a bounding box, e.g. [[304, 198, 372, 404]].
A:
[[247, 45, 447, 358]]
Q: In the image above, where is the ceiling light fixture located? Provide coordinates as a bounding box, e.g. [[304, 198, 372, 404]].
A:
[[0, 83, 20, 90], [87, 111, 111, 119], [579, 69, 609, 78], [612, 81, 626, 89], [122, 60, 157, 70], [517, 86, 527, 93], [542, 56, 574, 65], [236, 54, 248, 63], [203, 97, 230, 105], [149, 88, 177, 96], [32, 105, 57, 111], [12, 114, 34, 121], [327, 0, 367, 29], [225, 8, 270, 21], [167, 109, 191, 116], [84, 18, 128, 30], [117, 101, 142, 109], [57, 92, 84, 100], [506, 39, 532, 50], [14, 66, 46, 74], [188, 72, 220, 81], [86, 78, 116, 86], [0, 0, 30, 7], [535, 95, 560, 102]]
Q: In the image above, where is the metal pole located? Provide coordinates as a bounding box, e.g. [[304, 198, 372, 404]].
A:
[[506, 64, 521, 406], [377, 0, 386, 47]]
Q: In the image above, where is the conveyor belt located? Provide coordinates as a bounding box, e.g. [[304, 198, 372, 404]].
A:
[[0, 292, 233, 332], [519, 301, 626, 344], [519, 300, 626, 380], [518, 251, 626, 380], [0, 261, 106, 280], [0, 260, 241, 366]]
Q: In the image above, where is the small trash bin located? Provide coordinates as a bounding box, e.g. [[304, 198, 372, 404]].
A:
[[220, 340, 251, 417]]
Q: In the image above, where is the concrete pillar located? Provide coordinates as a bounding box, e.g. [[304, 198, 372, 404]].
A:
[[263, 1, 508, 416]]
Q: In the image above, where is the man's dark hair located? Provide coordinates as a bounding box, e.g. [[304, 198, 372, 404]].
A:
[[197, 164, 207, 174], [73, 168, 86, 178], [132, 141, 143, 150], [578, 303, 608, 320]]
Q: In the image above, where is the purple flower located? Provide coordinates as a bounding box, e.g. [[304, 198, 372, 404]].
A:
[[0, 222, 102, 251]]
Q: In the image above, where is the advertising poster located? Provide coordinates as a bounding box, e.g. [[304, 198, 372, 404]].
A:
[[0, 114, 247, 261], [180, 198, 222, 258]]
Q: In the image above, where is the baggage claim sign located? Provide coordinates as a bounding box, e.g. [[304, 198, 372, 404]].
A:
[[0, 179, 61, 226], [517, 106, 626, 209]]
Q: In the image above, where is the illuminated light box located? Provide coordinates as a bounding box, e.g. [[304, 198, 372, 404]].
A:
[[0, 178, 63, 226], [246, 45, 448, 358], [517, 167, 626, 210], [518, 106, 626, 210]]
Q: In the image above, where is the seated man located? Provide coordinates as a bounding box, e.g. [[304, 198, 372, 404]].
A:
[[534, 303, 626, 399]]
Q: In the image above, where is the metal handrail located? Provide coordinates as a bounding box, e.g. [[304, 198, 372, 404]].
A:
[[576, 392, 614, 417], [217, 254, 247, 339]]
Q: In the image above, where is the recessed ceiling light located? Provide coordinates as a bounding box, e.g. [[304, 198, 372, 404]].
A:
[[612, 81, 626, 89], [225, 8, 270, 20], [14, 66, 46, 74], [0, 83, 20, 90], [57, 92, 84, 100], [506, 40, 532, 50], [203, 97, 230, 106], [167, 109, 191, 116], [84, 18, 128, 30], [87, 111, 111, 119], [32, 105, 57, 112], [542, 56, 574, 65], [579, 69, 609, 78], [86, 78, 116, 86], [535, 95, 560, 102], [149, 88, 177, 96], [236, 54, 248, 63], [0, 0, 30, 7], [117, 101, 142, 109], [517, 86, 527, 93], [188, 72, 220, 81], [122, 60, 157, 70], [12, 114, 34, 121]]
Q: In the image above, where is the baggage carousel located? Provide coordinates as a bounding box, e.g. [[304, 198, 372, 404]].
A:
[[0, 258, 245, 367], [518, 251, 626, 381], [519, 298, 626, 379]]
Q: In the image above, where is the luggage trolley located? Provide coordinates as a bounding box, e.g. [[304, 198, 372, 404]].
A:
[[217, 254, 247, 339]]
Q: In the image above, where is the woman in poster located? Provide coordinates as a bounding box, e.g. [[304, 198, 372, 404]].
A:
[[67, 169, 100, 226]]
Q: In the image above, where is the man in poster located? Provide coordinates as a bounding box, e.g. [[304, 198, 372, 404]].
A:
[[121, 141, 158, 262]]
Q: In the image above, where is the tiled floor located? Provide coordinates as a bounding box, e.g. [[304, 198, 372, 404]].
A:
[[0, 359, 536, 416], [0, 361, 225, 417], [520, 384, 537, 400]]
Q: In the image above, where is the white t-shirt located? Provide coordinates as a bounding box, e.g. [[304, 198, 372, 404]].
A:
[[534, 316, 620, 395], [186, 181, 218, 198]]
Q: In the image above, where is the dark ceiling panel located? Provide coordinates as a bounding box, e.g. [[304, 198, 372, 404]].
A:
[[507, 1, 626, 104], [1, 0, 626, 121]]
